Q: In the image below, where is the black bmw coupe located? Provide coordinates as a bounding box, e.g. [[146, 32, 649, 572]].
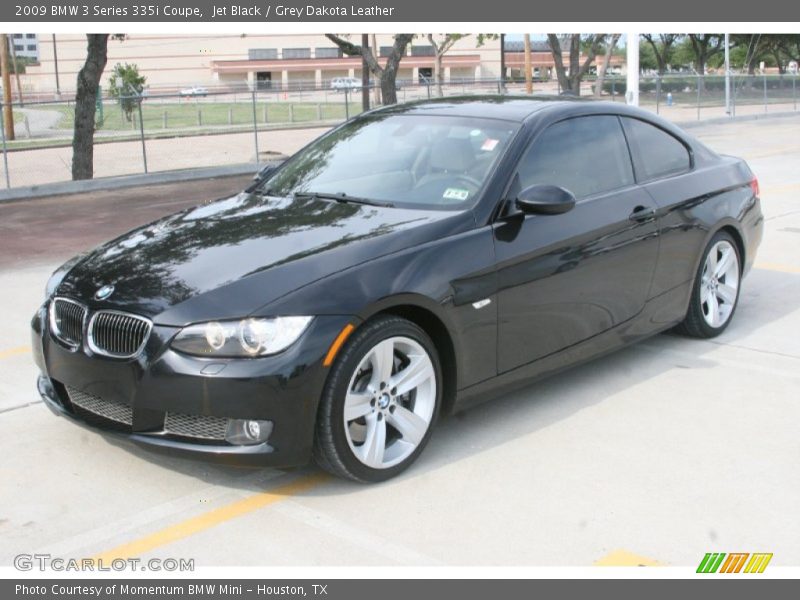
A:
[[33, 97, 763, 482]]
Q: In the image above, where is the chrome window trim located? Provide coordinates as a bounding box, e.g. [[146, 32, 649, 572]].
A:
[[49, 297, 88, 351], [87, 309, 153, 359]]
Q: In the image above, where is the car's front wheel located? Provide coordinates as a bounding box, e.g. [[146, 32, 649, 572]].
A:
[[676, 230, 742, 338], [314, 316, 442, 482]]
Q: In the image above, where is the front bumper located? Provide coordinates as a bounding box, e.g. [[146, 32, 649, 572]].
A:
[[32, 303, 354, 467]]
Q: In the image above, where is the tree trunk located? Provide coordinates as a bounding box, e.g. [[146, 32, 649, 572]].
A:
[[72, 34, 109, 180], [371, 34, 381, 105], [547, 35, 572, 94], [568, 35, 581, 94], [594, 34, 619, 99], [433, 52, 444, 97], [325, 33, 411, 106]]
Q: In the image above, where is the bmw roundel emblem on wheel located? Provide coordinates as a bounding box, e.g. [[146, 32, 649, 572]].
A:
[[32, 96, 763, 482]]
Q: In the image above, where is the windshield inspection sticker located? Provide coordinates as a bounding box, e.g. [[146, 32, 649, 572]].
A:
[[443, 188, 470, 202], [481, 138, 500, 151]]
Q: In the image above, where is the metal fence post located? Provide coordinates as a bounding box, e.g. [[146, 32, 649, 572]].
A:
[[656, 76, 661, 114], [763, 73, 768, 113], [794, 72, 797, 111], [344, 87, 350, 120], [0, 101, 10, 188], [696, 75, 701, 121], [251, 89, 259, 164], [137, 100, 148, 174]]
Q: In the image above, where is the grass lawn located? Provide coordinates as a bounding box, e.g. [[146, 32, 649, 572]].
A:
[[26, 101, 363, 132]]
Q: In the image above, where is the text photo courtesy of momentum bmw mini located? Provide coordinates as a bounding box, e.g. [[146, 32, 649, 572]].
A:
[[33, 97, 763, 483]]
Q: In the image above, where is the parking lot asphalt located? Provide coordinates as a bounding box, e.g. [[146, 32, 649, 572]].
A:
[[0, 117, 798, 568]]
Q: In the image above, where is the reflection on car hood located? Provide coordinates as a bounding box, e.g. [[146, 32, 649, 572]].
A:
[[57, 192, 468, 325]]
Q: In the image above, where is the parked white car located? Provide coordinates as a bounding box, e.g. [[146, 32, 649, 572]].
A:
[[180, 86, 209, 97], [330, 77, 362, 91]]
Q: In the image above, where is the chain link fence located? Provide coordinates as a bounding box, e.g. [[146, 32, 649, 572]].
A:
[[1, 74, 798, 190]]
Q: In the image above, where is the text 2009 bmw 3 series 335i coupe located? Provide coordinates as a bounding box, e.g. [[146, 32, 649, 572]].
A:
[[32, 97, 763, 482]]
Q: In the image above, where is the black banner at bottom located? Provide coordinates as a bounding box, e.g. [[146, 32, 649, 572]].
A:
[[3, 579, 797, 600]]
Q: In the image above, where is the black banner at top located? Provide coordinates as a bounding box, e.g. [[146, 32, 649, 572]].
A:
[[3, 0, 800, 22]]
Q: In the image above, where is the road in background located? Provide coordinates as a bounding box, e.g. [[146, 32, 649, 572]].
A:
[[0, 117, 798, 567]]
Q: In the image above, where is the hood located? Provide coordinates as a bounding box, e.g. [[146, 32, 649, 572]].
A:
[[57, 192, 469, 325]]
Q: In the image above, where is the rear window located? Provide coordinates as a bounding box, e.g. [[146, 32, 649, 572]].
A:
[[621, 117, 691, 181]]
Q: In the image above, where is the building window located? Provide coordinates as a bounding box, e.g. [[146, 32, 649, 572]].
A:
[[282, 48, 311, 59], [27, 45, 37, 52], [13, 34, 23, 39], [249, 48, 278, 60], [316, 47, 342, 59], [411, 45, 435, 57], [26, 34, 36, 39], [14, 45, 24, 52]]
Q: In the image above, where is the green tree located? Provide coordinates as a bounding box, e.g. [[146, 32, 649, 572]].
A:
[[641, 34, 680, 75], [108, 62, 146, 122]]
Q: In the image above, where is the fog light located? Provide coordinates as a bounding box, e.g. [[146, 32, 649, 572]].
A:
[[225, 419, 273, 445]]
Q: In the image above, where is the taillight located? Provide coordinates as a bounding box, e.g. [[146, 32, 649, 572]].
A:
[[750, 176, 760, 198]]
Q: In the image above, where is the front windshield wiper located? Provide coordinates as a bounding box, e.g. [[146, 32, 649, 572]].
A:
[[294, 191, 394, 208]]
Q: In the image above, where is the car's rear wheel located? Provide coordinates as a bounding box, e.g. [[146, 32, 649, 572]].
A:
[[676, 231, 741, 338], [313, 316, 441, 482]]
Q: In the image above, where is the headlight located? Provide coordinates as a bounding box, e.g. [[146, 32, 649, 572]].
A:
[[171, 317, 313, 357]]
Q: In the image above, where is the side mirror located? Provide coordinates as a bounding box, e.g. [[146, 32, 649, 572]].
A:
[[515, 184, 576, 215]]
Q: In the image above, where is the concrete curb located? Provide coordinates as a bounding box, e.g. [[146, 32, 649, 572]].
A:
[[0, 163, 259, 203], [675, 110, 800, 129]]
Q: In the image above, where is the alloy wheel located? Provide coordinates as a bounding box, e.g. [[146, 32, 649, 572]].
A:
[[700, 240, 740, 328], [343, 336, 436, 470]]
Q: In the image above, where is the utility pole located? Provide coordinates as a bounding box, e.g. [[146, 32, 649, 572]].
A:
[[361, 33, 370, 112], [53, 34, 61, 98], [625, 33, 639, 106], [10, 37, 24, 106], [523, 34, 533, 94], [724, 33, 731, 115], [1, 34, 15, 140], [499, 33, 506, 90]]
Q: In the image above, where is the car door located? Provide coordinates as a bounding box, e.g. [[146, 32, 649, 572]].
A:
[[618, 116, 697, 298], [493, 114, 660, 373]]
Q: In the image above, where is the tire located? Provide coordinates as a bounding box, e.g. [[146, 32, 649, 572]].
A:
[[675, 230, 742, 338], [313, 315, 442, 483]]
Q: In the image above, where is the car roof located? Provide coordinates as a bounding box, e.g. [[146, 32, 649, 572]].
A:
[[371, 95, 657, 124]]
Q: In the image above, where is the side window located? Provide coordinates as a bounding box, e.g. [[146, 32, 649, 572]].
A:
[[516, 115, 634, 199], [621, 117, 691, 181]]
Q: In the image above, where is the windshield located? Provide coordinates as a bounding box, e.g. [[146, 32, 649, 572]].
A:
[[259, 114, 520, 210]]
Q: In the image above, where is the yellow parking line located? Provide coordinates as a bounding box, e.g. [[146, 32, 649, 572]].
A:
[[755, 262, 800, 274], [92, 472, 329, 561], [0, 346, 30, 360], [594, 549, 664, 566]]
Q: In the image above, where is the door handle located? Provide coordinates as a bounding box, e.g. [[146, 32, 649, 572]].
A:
[[628, 205, 656, 222]]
